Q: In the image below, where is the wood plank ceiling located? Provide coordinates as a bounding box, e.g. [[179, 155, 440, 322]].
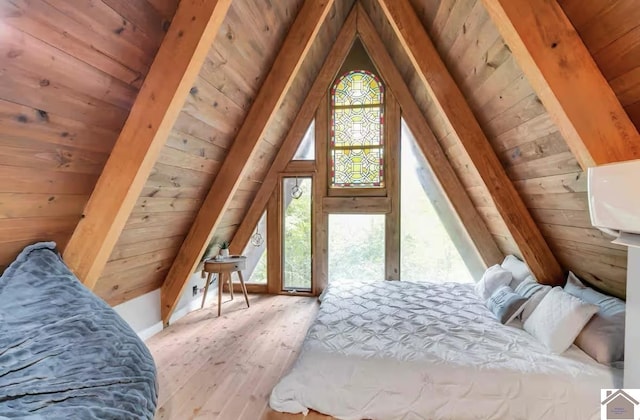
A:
[[1, 0, 638, 302], [97, 0, 356, 305], [360, 0, 633, 297], [0, 0, 179, 271]]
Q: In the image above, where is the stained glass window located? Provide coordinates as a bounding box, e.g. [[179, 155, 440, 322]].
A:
[[330, 70, 384, 188]]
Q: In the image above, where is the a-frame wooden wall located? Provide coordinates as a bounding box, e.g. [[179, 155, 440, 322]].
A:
[[74, 0, 640, 315], [160, 0, 337, 323], [3, 0, 640, 311]]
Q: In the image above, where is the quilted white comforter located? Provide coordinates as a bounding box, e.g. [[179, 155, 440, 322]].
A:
[[270, 280, 622, 419]]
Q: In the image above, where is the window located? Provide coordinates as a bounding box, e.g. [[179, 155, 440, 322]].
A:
[[293, 121, 315, 160], [241, 211, 267, 284], [400, 121, 474, 284], [328, 214, 385, 284], [282, 177, 312, 291], [330, 70, 384, 189]]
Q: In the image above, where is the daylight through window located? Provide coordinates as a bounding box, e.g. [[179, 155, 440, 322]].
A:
[[330, 70, 384, 188]]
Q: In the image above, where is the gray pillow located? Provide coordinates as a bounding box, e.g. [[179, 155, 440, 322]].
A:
[[565, 272, 625, 314], [515, 276, 552, 323], [486, 285, 528, 324], [564, 272, 625, 364]]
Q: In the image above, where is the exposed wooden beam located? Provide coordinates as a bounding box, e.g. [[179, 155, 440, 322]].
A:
[[229, 7, 357, 256], [161, 0, 336, 324], [322, 196, 392, 214], [62, 0, 232, 289], [312, 94, 330, 295], [375, 0, 563, 285], [482, 0, 640, 169], [356, 3, 503, 269], [384, 94, 401, 280]]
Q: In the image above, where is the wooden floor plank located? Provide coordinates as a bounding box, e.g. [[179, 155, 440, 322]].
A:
[[147, 294, 332, 420]]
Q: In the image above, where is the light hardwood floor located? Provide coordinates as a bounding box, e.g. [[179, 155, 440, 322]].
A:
[[147, 294, 333, 419]]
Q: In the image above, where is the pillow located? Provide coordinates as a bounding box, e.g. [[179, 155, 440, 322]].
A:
[[486, 285, 528, 324], [565, 272, 625, 314], [514, 276, 552, 323], [523, 287, 599, 354], [564, 272, 626, 364], [575, 312, 625, 364], [501, 255, 532, 289], [475, 265, 512, 300]]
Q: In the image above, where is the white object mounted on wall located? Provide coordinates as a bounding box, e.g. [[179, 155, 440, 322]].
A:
[[588, 158, 640, 246], [588, 159, 640, 388]]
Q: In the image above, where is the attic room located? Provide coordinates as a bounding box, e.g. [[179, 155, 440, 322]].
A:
[[1, 0, 640, 418]]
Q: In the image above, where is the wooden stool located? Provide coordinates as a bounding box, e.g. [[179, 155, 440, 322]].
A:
[[202, 256, 250, 316]]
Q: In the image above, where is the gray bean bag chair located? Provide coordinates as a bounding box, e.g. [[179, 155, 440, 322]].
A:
[[0, 242, 157, 419]]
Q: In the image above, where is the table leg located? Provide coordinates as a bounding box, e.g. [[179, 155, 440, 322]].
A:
[[217, 272, 223, 317], [238, 271, 250, 308], [201, 272, 212, 309], [228, 272, 234, 300]]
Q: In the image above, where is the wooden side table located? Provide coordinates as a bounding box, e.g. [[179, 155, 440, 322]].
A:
[[202, 256, 250, 316]]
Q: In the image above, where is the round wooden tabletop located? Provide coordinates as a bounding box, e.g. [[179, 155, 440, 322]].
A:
[[203, 255, 247, 272]]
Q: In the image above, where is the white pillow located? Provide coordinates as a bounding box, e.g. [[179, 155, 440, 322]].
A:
[[475, 265, 512, 300], [501, 255, 532, 289], [524, 287, 599, 354]]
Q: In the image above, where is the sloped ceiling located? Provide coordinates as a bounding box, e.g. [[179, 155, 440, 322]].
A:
[[0, 0, 179, 271], [1, 0, 637, 302], [558, 0, 640, 130], [95, 0, 356, 305], [360, 0, 632, 297]]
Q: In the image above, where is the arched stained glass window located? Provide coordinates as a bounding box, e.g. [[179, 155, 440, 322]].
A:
[[330, 70, 384, 188]]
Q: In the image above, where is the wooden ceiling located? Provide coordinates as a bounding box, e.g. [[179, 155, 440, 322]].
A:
[[1, 0, 639, 304]]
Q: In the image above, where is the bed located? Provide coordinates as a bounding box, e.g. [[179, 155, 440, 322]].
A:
[[0, 242, 157, 419], [270, 280, 622, 419]]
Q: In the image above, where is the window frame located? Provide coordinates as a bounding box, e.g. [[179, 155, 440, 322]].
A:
[[328, 70, 387, 197]]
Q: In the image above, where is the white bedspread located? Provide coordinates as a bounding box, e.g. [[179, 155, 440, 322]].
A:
[[270, 281, 622, 419]]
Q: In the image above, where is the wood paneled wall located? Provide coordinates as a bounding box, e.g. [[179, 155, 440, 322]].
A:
[[0, 0, 177, 273], [558, 0, 640, 143], [362, 0, 628, 298], [94, 0, 304, 305], [209, 0, 356, 253], [95, 0, 356, 305], [2, 0, 634, 304], [361, 0, 520, 259]]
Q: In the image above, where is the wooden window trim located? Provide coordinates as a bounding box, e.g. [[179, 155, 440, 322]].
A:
[[279, 172, 316, 294], [329, 70, 387, 193]]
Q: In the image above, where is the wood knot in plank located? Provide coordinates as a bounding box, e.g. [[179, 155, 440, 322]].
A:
[[36, 109, 49, 122], [7, 49, 23, 59]]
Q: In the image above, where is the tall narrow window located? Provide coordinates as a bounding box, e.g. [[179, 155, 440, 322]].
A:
[[330, 70, 384, 189], [282, 177, 312, 291]]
